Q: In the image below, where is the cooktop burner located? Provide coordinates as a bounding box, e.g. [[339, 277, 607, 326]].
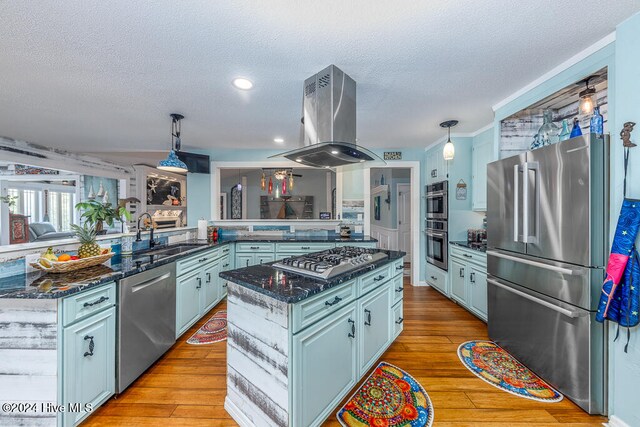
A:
[[272, 246, 388, 280]]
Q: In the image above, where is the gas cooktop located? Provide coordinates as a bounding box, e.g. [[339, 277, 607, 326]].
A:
[[272, 246, 388, 280]]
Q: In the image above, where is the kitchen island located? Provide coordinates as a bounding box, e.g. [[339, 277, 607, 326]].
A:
[[220, 248, 405, 427]]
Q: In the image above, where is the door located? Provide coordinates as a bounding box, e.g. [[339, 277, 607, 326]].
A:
[[293, 303, 358, 427], [359, 285, 392, 375], [450, 258, 466, 304], [487, 153, 526, 254], [469, 266, 487, 320], [63, 307, 115, 426], [397, 183, 411, 260], [202, 261, 220, 313], [236, 254, 254, 268], [176, 269, 201, 337], [525, 135, 598, 266]]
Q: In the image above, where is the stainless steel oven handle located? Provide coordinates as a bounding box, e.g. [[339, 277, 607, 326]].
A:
[[513, 164, 519, 243], [487, 250, 575, 275], [424, 230, 446, 237], [427, 191, 447, 197], [487, 278, 584, 318]]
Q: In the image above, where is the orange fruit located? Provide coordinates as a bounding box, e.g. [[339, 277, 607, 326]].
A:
[[57, 254, 71, 262]]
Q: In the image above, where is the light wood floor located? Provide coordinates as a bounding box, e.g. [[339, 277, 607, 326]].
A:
[[83, 280, 607, 426]]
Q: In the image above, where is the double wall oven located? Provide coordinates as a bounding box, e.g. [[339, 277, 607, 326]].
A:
[[425, 181, 448, 271]]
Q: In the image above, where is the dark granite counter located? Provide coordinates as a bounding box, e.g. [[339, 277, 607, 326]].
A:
[[0, 236, 378, 299], [220, 249, 405, 303], [450, 240, 487, 253]]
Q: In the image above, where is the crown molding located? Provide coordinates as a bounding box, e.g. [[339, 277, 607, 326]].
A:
[[424, 122, 494, 151]]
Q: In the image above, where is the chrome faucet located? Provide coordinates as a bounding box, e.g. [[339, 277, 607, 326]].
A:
[[136, 212, 159, 248]]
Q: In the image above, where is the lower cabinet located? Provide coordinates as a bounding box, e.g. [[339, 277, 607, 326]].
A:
[[61, 285, 116, 426], [426, 263, 448, 295], [235, 252, 275, 267], [449, 245, 488, 321], [358, 285, 392, 376], [176, 268, 204, 337], [202, 261, 221, 313], [293, 303, 359, 427]]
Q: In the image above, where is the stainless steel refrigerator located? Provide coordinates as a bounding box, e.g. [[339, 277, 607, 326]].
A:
[[486, 134, 609, 415]]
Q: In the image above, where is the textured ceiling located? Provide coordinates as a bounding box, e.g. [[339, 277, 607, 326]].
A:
[[1, 1, 639, 164]]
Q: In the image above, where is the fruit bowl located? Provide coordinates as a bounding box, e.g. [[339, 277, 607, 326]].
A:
[[30, 251, 115, 273]]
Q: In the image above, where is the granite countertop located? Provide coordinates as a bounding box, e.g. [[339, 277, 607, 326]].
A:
[[220, 249, 405, 304], [0, 235, 378, 299], [450, 240, 487, 253]]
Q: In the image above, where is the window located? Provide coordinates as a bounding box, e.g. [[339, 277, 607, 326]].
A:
[[7, 187, 76, 231]]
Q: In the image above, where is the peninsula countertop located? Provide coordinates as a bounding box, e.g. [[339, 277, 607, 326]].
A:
[[0, 235, 378, 299], [220, 249, 405, 303]]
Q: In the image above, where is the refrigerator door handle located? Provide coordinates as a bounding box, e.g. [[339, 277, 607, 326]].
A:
[[523, 161, 540, 244], [487, 278, 585, 318], [486, 250, 576, 275], [513, 164, 520, 242]]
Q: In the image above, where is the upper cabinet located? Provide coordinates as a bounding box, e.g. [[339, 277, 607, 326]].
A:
[[471, 128, 494, 211], [425, 143, 446, 184]]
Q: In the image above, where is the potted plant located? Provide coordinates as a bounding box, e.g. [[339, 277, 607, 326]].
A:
[[75, 200, 132, 235], [0, 195, 18, 213]]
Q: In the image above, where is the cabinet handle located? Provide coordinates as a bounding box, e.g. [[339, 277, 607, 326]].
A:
[[83, 296, 109, 307], [459, 268, 464, 278], [396, 265, 404, 270], [430, 275, 437, 281], [395, 317, 404, 324], [223, 248, 229, 253], [199, 257, 207, 262], [196, 277, 202, 289], [364, 309, 372, 326], [348, 318, 356, 338], [223, 282, 228, 288], [463, 254, 472, 258], [206, 272, 211, 283], [83, 335, 95, 357], [395, 286, 404, 293], [325, 296, 343, 306], [223, 263, 230, 268], [373, 275, 385, 281], [246, 259, 249, 267], [301, 246, 310, 250], [250, 246, 260, 250], [470, 272, 476, 283]]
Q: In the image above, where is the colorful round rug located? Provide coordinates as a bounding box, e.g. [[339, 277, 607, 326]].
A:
[[457, 340, 563, 402], [337, 361, 434, 427], [186, 310, 227, 345]]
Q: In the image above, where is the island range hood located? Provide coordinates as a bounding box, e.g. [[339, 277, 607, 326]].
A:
[[272, 65, 384, 168]]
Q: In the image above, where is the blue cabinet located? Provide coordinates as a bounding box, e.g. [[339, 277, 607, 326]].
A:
[[61, 284, 116, 426], [449, 245, 487, 321], [472, 131, 493, 211], [202, 261, 221, 313], [176, 269, 202, 337], [358, 284, 392, 376]]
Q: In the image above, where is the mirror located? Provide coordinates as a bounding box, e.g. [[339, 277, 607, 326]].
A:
[[218, 167, 336, 220], [0, 162, 128, 246]]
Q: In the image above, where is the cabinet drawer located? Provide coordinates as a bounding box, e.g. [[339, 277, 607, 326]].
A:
[[426, 264, 448, 294], [219, 244, 232, 256], [274, 242, 334, 253], [235, 242, 275, 253], [358, 264, 392, 296], [392, 299, 404, 338], [177, 248, 218, 276], [391, 258, 404, 276], [450, 246, 487, 266], [292, 280, 357, 334], [219, 254, 231, 271], [62, 282, 116, 327], [391, 275, 404, 305]]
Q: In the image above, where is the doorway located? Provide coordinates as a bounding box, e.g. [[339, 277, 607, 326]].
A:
[[368, 167, 412, 274]]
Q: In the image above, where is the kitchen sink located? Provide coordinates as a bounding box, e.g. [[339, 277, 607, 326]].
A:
[[136, 243, 208, 258]]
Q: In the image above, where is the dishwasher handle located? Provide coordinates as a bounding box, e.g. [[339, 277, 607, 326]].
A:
[[487, 278, 585, 318], [130, 272, 172, 293]]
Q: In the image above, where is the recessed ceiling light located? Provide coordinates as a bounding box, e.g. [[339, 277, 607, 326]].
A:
[[295, 158, 302, 163], [232, 77, 253, 90], [331, 150, 339, 154], [274, 137, 284, 144]]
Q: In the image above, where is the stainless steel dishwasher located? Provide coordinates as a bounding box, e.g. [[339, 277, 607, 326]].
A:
[[117, 262, 176, 393]]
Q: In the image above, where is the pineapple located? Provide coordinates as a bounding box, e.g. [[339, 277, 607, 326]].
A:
[[71, 222, 102, 258]]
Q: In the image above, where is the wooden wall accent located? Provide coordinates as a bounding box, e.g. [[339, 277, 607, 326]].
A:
[[225, 283, 290, 427], [0, 299, 58, 426]]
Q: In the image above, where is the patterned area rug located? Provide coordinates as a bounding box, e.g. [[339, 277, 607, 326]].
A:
[[337, 361, 434, 427], [186, 310, 227, 345], [457, 340, 563, 402]]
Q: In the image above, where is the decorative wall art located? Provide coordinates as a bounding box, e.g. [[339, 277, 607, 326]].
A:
[[456, 179, 468, 200], [147, 177, 181, 206], [231, 185, 242, 219]]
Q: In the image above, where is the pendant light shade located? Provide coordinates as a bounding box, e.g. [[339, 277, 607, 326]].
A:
[[440, 120, 459, 161], [158, 114, 188, 173], [579, 78, 597, 116]]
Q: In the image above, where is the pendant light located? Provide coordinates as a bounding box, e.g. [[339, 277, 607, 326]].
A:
[[261, 172, 266, 191], [288, 171, 294, 190], [236, 169, 242, 191], [158, 113, 188, 173], [268, 176, 273, 194], [579, 77, 597, 116], [440, 120, 459, 161]]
